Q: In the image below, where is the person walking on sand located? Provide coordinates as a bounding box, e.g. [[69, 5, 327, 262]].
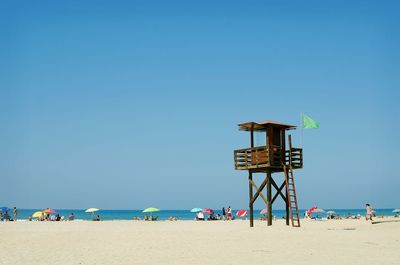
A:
[[366, 204, 373, 221], [227, 206, 232, 220], [13, 207, 17, 221], [222, 207, 226, 220]]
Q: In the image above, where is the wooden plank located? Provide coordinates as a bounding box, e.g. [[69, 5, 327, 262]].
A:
[[271, 180, 286, 204], [249, 177, 268, 205], [250, 129, 254, 148], [249, 179, 269, 205]]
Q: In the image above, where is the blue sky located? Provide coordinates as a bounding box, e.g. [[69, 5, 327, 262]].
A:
[[1, 0, 399, 210]]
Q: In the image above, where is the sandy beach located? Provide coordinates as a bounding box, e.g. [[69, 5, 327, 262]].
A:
[[1, 219, 399, 265]]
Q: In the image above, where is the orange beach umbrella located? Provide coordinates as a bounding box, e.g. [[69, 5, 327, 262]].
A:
[[43, 208, 56, 214]]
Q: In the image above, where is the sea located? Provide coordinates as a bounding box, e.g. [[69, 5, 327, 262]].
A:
[[8, 208, 398, 221]]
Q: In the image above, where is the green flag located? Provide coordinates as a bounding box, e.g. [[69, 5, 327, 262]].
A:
[[302, 114, 319, 129]]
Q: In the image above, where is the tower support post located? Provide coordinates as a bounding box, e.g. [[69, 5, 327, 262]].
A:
[[267, 170, 272, 226], [249, 172, 254, 227]]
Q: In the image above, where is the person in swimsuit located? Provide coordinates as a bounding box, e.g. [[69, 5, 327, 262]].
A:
[[227, 206, 232, 220]]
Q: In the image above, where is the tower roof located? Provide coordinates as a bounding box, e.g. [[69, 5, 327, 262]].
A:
[[238, 120, 296, 131]]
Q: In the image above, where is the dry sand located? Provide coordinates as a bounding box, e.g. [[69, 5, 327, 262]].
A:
[[1, 219, 400, 265]]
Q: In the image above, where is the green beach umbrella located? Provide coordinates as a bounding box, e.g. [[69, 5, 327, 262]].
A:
[[142, 207, 160, 213]]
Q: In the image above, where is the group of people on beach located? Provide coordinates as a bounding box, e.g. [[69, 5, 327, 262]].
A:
[[0, 207, 17, 221], [302, 203, 377, 221], [29, 212, 100, 221], [2, 203, 391, 222], [33, 213, 63, 221], [29, 212, 77, 221], [219, 206, 233, 220], [195, 206, 233, 221]]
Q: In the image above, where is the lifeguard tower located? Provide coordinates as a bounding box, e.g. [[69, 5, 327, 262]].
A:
[[233, 120, 303, 227]]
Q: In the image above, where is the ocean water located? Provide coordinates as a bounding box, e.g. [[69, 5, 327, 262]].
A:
[[6, 208, 398, 221]]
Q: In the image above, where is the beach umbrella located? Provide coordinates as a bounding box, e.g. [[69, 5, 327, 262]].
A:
[[85, 208, 100, 213], [311, 208, 325, 214], [260, 209, 268, 215], [202, 208, 214, 214], [190, 208, 203, 213], [392, 209, 400, 213], [306, 207, 318, 214], [142, 207, 160, 213], [85, 208, 100, 219], [32, 211, 43, 218], [326, 211, 336, 215], [43, 208, 56, 214], [0, 207, 8, 213], [236, 210, 248, 217]]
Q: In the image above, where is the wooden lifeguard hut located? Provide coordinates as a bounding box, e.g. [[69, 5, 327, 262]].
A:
[[233, 120, 303, 227]]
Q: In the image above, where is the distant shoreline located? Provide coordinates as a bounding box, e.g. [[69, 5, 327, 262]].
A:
[[3, 208, 398, 221]]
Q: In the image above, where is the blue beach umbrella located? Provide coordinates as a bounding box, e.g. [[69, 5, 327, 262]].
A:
[[1, 207, 8, 213], [190, 208, 203, 213]]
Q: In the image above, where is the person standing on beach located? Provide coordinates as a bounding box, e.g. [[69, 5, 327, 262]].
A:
[[227, 206, 232, 220], [13, 207, 17, 221], [222, 207, 226, 220], [366, 204, 373, 221]]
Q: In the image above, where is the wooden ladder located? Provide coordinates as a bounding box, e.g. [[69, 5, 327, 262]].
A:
[[284, 164, 301, 227]]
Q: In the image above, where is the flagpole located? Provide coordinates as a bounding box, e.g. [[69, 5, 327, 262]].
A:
[[300, 112, 303, 149]]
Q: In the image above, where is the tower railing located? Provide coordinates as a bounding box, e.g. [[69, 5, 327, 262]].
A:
[[234, 145, 302, 170], [285, 148, 303, 169]]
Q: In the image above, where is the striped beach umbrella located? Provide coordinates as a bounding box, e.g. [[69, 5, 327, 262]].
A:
[[202, 208, 214, 214], [312, 208, 326, 214], [306, 207, 317, 215], [236, 210, 248, 217]]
